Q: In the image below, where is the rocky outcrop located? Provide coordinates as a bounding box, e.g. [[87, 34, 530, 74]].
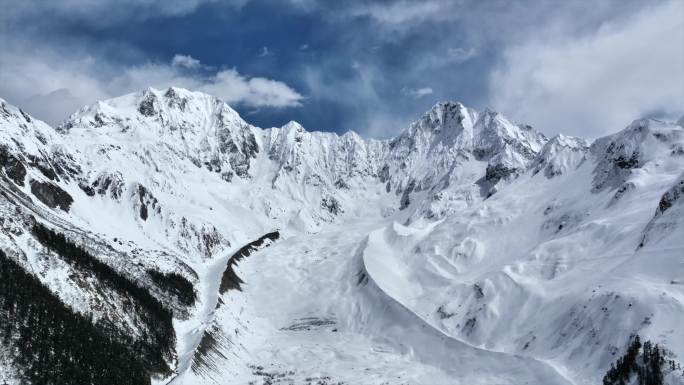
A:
[[639, 174, 684, 248], [29, 180, 73, 211], [592, 118, 684, 193], [0, 147, 26, 186], [656, 178, 684, 215], [138, 91, 159, 117], [92, 172, 125, 199], [137, 184, 160, 221]]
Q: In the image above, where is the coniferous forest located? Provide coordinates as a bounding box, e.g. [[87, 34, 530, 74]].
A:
[[147, 269, 196, 307], [2, 222, 181, 383], [602, 335, 680, 385], [0, 249, 149, 385]]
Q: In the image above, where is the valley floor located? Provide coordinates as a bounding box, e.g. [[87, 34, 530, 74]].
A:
[[170, 219, 575, 385]]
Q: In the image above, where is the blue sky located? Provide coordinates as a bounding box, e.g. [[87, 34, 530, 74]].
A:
[[0, 0, 682, 139]]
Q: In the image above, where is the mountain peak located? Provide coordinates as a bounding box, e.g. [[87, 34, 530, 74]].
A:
[[547, 133, 588, 148], [432, 100, 467, 109], [590, 116, 684, 192], [281, 120, 305, 132], [59, 87, 246, 133], [403, 101, 478, 145], [428, 99, 467, 114]]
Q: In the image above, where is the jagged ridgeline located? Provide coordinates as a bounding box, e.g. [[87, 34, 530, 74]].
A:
[[0, 87, 683, 384], [0, 250, 150, 385], [219, 231, 280, 294], [0, 223, 179, 384]]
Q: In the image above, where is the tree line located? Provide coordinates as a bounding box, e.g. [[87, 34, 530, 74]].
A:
[[603, 334, 679, 385], [26, 223, 178, 381], [0, 249, 150, 384]]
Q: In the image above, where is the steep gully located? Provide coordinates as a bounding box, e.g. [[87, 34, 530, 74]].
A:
[[169, 232, 280, 383]]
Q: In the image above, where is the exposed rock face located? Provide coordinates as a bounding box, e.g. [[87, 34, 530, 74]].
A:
[[399, 179, 416, 209], [591, 119, 650, 192], [484, 163, 516, 184], [92, 172, 125, 199], [138, 91, 159, 117], [29, 180, 73, 211], [610, 181, 636, 206], [164, 87, 188, 111], [0, 147, 26, 186], [137, 184, 160, 221], [592, 118, 684, 193], [321, 196, 342, 215], [657, 178, 684, 214], [0, 97, 67, 189], [640, 174, 684, 248]]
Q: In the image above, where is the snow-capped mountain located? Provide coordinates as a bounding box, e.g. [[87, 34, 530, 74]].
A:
[[0, 87, 682, 385]]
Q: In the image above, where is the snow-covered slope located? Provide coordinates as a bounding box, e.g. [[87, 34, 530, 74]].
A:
[[361, 116, 684, 384], [0, 88, 682, 385]]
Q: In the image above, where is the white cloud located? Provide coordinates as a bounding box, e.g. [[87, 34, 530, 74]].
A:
[[3, 0, 672, 139], [490, 0, 684, 138], [0, 51, 111, 124], [0, 0, 237, 25], [349, 1, 451, 25], [446, 47, 477, 63], [0, 49, 303, 125], [201, 69, 303, 108], [258, 46, 274, 57], [111, 61, 303, 108], [403, 87, 434, 99], [171, 54, 202, 69]]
